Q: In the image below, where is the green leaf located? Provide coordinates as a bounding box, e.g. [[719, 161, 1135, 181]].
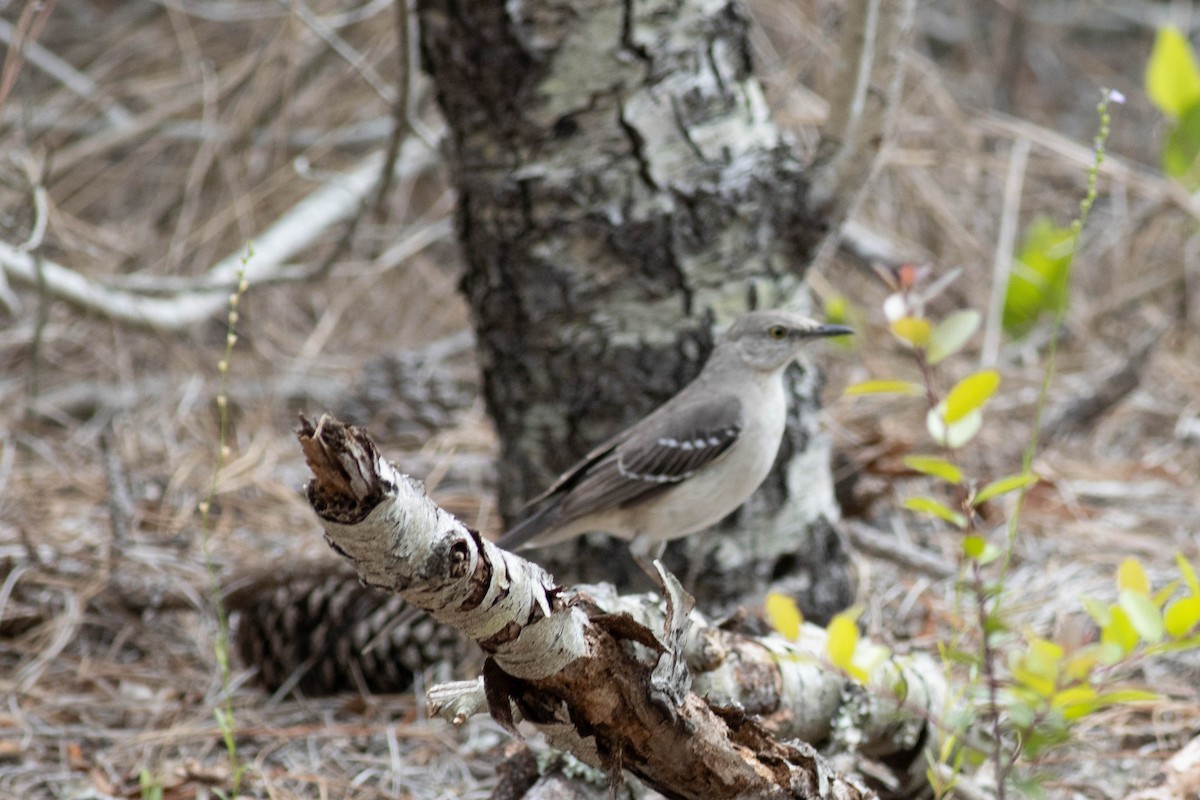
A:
[[974, 472, 1040, 505], [1009, 775, 1050, 800], [827, 611, 864, 681], [823, 293, 849, 324], [1094, 641, 1125, 666], [1010, 637, 1063, 697], [962, 534, 986, 559], [1164, 596, 1200, 638], [1051, 685, 1097, 720], [765, 591, 803, 641], [1006, 696, 1037, 729], [927, 405, 983, 449], [1063, 643, 1107, 681], [962, 534, 1000, 565], [890, 317, 931, 348], [1057, 688, 1157, 723], [140, 771, 164, 800], [1010, 666, 1056, 699], [1101, 606, 1139, 654], [1117, 558, 1150, 595], [821, 293, 860, 351], [1153, 580, 1181, 609], [1163, 102, 1200, 186], [1081, 597, 1112, 628], [939, 642, 981, 668], [1178, 553, 1200, 596], [927, 310, 981, 364], [1026, 637, 1064, 669], [1004, 217, 1076, 338], [982, 612, 1010, 636], [903, 495, 966, 527], [1146, 26, 1200, 118], [903, 455, 963, 484], [1119, 589, 1164, 643], [1091, 688, 1159, 705], [944, 370, 1000, 423], [843, 379, 923, 397]]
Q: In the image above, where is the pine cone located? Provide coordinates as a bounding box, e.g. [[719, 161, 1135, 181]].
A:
[[227, 561, 473, 695], [337, 342, 478, 447]]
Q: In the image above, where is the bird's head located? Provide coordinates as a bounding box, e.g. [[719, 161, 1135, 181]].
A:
[[718, 309, 852, 372]]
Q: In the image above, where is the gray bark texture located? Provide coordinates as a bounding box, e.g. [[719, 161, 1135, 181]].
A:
[[416, 0, 904, 620]]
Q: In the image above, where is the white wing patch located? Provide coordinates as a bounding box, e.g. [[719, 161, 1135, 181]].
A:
[[619, 426, 740, 484]]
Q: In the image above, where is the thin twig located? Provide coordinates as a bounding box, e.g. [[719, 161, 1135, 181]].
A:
[[284, 0, 397, 105], [0, 13, 133, 128], [844, 519, 955, 580], [371, 0, 414, 221], [0, 0, 60, 121], [981, 137, 1030, 367], [14, 152, 48, 254], [99, 425, 134, 576]]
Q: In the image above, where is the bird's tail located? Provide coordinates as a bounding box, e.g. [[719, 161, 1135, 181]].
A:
[[495, 500, 561, 552]]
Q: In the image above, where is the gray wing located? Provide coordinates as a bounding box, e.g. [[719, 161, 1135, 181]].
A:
[[552, 392, 744, 522]]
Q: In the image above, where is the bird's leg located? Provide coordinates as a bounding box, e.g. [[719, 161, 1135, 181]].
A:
[[629, 536, 669, 589]]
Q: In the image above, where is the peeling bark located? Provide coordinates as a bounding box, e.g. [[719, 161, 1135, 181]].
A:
[[299, 414, 944, 799]]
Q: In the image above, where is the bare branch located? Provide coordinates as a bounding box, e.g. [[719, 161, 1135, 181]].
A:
[[0, 140, 440, 330], [299, 414, 946, 799]]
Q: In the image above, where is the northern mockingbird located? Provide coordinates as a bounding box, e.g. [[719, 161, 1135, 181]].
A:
[[363, 310, 847, 654], [497, 310, 852, 567]]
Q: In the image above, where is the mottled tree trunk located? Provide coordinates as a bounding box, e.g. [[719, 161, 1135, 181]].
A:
[[416, 0, 908, 620]]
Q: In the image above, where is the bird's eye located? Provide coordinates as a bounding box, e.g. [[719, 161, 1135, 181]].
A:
[[768, 325, 788, 340]]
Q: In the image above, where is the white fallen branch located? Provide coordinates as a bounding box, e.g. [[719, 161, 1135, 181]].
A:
[[0, 138, 440, 330], [298, 413, 946, 799]]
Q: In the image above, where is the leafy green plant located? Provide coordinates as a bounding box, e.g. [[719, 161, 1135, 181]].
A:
[[1002, 217, 1076, 338], [139, 769, 164, 800], [764, 85, 1197, 799], [816, 88, 1200, 798], [1146, 26, 1200, 186]]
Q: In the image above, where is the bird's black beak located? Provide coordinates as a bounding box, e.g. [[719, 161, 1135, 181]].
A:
[[808, 324, 854, 338]]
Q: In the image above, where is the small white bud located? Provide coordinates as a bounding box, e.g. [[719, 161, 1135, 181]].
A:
[[883, 293, 908, 323]]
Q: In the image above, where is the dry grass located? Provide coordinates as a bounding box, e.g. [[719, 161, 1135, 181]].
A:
[[1, 2, 1197, 798]]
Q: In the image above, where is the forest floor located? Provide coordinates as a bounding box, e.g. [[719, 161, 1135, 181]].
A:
[[1, 2, 1198, 799]]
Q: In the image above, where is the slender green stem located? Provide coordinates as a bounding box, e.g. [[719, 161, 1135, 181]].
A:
[[197, 250, 252, 799], [999, 88, 1117, 579]]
